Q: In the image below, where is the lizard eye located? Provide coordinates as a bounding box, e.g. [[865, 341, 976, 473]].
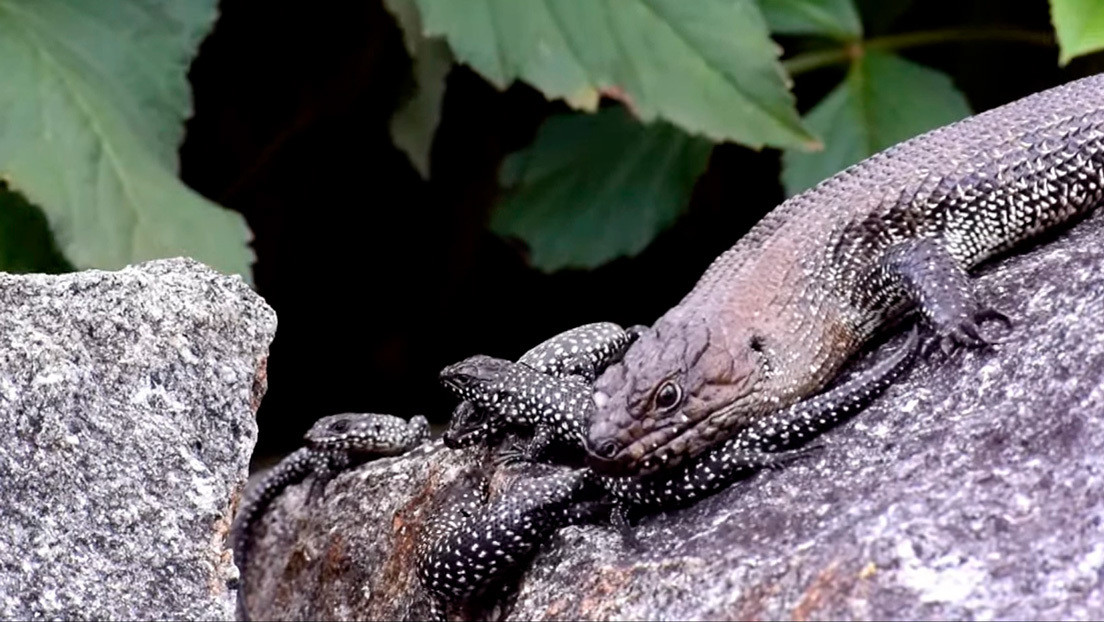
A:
[[592, 439, 620, 459], [654, 381, 682, 411], [329, 419, 349, 433]]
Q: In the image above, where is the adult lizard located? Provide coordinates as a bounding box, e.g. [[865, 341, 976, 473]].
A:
[[231, 412, 428, 621], [585, 72, 1104, 476]]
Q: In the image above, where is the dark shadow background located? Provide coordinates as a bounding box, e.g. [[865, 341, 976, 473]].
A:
[[177, 0, 1100, 465]]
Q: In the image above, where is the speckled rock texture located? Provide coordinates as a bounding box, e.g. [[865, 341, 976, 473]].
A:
[[0, 258, 276, 621], [247, 211, 1104, 621]]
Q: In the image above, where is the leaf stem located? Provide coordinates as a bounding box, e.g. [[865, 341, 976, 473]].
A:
[[783, 27, 1055, 76]]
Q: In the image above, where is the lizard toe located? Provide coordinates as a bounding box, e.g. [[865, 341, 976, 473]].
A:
[[492, 444, 532, 467], [924, 306, 1013, 357]]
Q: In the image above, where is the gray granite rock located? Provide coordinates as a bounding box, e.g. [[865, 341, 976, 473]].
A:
[[0, 258, 275, 621], [248, 211, 1104, 621]]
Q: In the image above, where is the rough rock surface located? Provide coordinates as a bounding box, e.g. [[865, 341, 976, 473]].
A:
[[247, 211, 1104, 621], [0, 258, 276, 620]]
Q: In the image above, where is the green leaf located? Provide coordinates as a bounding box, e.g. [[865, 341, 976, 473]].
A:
[[0, 188, 73, 274], [383, 0, 453, 178], [781, 51, 971, 196], [0, 0, 253, 278], [1050, 0, 1104, 65], [492, 107, 712, 272], [757, 0, 862, 40], [383, 0, 425, 55], [390, 40, 451, 177], [415, 0, 817, 150]]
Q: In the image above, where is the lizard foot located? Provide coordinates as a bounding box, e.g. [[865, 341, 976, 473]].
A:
[[492, 442, 534, 467], [923, 307, 1013, 357], [611, 505, 645, 553], [305, 475, 333, 506]]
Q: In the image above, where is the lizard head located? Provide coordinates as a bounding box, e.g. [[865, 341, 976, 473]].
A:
[[439, 355, 515, 446], [305, 412, 428, 455], [584, 315, 773, 476], [439, 354, 514, 408]]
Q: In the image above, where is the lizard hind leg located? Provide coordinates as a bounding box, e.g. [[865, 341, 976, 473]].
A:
[[882, 238, 1013, 354]]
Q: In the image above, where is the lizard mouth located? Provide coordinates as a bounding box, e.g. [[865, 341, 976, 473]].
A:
[[585, 415, 703, 476], [439, 377, 467, 396], [442, 422, 484, 449]]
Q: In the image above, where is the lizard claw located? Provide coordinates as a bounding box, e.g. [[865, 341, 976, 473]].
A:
[[923, 306, 1013, 358], [493, 443, 532, 467], [976, 308, 1013, 333], [610, 506, 644, 553]]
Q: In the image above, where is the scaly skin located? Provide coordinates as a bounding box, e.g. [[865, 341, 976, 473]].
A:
[[441, 326, 919, 508], [442, 322, 642, 459], [415, 466, 603, 621], [420, 327, 919, 611], [231, 413, 428, 621], [586, 72, 1104, 476], [442, 354, 595, 462]]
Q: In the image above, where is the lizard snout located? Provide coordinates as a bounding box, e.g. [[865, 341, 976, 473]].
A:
[[584, 423, 637, 475]]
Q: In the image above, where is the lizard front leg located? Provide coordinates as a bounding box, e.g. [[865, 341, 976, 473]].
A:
[[883, 239, 1011, 353], [493, 428, 555, 467], [305, 450, 347, 503]]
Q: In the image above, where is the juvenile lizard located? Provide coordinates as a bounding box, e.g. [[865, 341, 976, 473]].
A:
[[415, 465, 604, 621], [443, 321, 642, 461], [585, 72, 1104, 476], [231, 412, 428, 621]]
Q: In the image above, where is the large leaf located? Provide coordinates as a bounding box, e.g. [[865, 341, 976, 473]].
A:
[[1050, 0, 1104, 66], [0, 188, 72, 273], [416, 0, 817, 150], [384, 0, 452, 177], [491, 107, 712, 272], [758, 0, 862, 40], [0, 0, 253, 277], [781, 51, 971, 196]]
